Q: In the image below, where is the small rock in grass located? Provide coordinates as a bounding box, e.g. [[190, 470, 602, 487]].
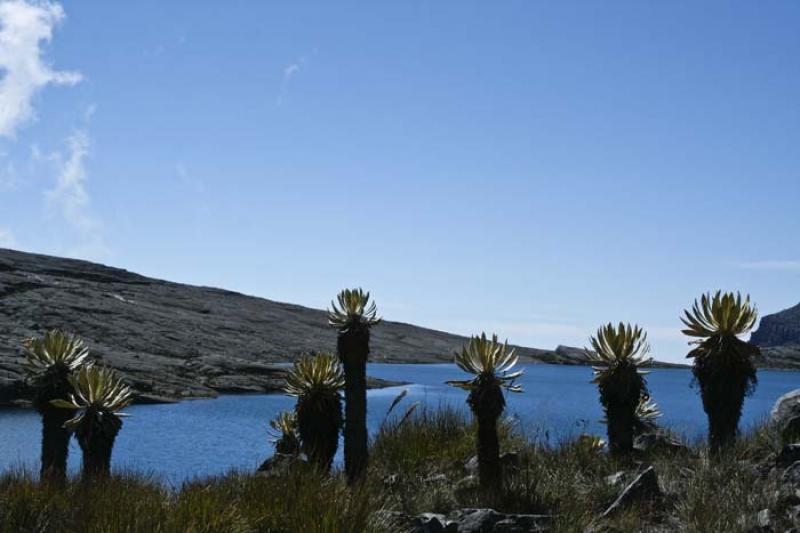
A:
[[757, 508, 771, 528], [604, 471, 626, 487], [256, 453, 305, 476], [633, 432, 692, 456], [600, 466, 662, 519]]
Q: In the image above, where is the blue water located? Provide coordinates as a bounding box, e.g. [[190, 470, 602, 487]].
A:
[[0, 363, 796, 485]]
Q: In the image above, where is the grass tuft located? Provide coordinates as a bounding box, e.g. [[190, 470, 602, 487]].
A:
[[0, 409, 794, 532]]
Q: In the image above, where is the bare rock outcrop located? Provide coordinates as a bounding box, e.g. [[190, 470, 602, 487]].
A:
[[0, 248, 569, 404]]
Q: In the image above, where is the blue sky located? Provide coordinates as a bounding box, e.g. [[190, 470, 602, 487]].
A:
[[1, 1, 799, 363]]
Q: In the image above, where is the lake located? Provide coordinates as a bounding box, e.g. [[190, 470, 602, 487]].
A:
[[0, 363, 796, 485]]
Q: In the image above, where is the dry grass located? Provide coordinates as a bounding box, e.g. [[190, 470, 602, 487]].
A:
[[0, 406, 795, 532]]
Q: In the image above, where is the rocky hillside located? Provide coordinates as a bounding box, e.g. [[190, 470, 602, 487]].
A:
[[0, 248, 589, 405], [752, 302, 800, 347], [751, 302, 800, 369]]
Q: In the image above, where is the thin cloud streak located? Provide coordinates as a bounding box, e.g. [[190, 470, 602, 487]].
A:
[[46, 130, 108, 259], [275, 50, 317, 106], [276, 62, 301, 106]]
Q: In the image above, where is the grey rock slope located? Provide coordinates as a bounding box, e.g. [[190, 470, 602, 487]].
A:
[[751, 302, 800, 368], [0, 248, 586, 404]]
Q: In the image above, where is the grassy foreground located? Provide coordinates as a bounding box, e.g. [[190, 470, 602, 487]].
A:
[[0, 407, 794, 533]]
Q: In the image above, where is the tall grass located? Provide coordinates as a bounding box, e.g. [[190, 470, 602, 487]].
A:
[[0, 407, 792, 532]]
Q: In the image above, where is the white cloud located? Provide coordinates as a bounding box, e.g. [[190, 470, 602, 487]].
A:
[[46, 129, 107, 258], [0, 0, 81, 138], [0, 227, 15, 247], [733, 260, 800, 271], [47, 130, 91, 230]]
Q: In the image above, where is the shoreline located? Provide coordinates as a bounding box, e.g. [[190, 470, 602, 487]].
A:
[[5, 358, 798, 408]]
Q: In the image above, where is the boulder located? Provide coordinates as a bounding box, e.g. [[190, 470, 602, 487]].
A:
[[256, 453, 305, 476], [777, 445, 800, 468], [370, 511, 455, 533], [447, 509, 552, 533], [783, 462, 800, 485], [782, 416, 800, 443], [450, 508, 503, 532], [773, 390, 800, 426], [600, 466, 662, 518], [417, 513, 452, 533]]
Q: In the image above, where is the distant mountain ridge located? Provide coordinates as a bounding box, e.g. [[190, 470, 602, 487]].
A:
[[751, 302, 800, 368], [0, 248, 592, 405]]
